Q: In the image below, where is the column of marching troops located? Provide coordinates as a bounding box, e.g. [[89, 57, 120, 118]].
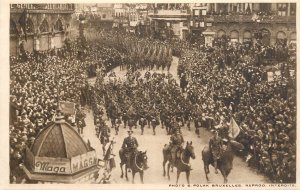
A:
[[9, 28, 296, 183]]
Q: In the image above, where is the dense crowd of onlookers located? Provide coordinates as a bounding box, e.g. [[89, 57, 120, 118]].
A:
[[9, 25, 296, 184], [9, 36, 125, 183], [178, 40, 296, 183]]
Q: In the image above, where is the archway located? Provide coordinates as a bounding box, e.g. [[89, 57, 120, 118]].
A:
[[217, 29, 226, 38], [26, 18, 35, 34], [54, 19, 64, 32], [10, 20, 18, 35], [39, 19, 49, 33], [230, 30, 239, 43], [10, 20, 18, 56], [243, 30, 252, 42], [276, 31, 287, 46], [39, 19, 50, 51], [53, 19, 65, 49]]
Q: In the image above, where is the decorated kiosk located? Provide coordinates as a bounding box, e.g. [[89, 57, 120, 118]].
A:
[[21, 117, 99, 183]]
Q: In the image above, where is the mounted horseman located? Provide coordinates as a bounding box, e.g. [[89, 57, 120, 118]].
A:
[[163, 135, 195, 185], [119, 130, 149, 183], [202, 131, 244, 183], [169, 129, 185, 168], [120, 130, 138, 173], [209, 130, 222, 174]]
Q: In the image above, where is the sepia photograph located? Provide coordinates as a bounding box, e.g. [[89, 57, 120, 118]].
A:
[[5, 1, 298, 188]]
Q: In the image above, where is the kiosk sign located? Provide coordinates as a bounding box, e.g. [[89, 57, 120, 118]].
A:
[[34, 157, 71, 174], [71, 151, 97, 173]]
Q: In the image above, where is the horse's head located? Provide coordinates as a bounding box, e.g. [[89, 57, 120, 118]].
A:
[[137, 150, 149, 170], [186, 141, 196, 159]]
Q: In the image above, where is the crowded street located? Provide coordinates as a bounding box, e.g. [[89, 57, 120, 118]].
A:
[[81, 57, 270, 184], [9, 3, 296, 185]]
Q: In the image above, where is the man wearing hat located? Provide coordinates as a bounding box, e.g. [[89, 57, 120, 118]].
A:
[[121, 130, 139, 172], [209, 130, 222, 174], [169, 129, 184, 167], [99, 123, 111, 156]]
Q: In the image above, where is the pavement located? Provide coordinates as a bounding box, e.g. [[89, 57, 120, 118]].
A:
[[82, 57, 269, 184]]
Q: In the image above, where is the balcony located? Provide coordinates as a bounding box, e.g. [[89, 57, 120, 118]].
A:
[[204, 14, 296, 24], [148, 9, 190, 18], [10, 4, 75, 14]]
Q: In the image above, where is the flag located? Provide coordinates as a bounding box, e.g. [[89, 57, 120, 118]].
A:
[[58, 101, 76, 115], [18, 9, 27, 41], [228, 117, 240, 139]]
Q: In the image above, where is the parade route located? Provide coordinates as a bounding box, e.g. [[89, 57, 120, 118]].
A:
[[82, 57, 270, 184]]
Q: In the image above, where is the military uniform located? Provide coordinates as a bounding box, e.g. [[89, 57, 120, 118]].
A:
[[209, 135, 222, 160], [122, 135, 139, 169], [138, 117, 147, 135], [170, 132, 184, 166], [209, 134, 222, 173], [100, 125, 111, 145]]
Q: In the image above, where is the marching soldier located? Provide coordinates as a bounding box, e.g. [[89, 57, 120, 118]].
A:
[[121, 130, 139, 172], [138, 115, 147, 135], [114, 116, 122, 135], [99, 123, 111, 156]]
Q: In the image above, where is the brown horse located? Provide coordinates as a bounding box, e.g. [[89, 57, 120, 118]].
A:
[[163, 141, 195, 185], [202, 140, 244, 183], [119, 150, 149, 184]]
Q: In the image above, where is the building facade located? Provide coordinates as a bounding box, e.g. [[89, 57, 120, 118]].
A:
[[96, 3, 114, 21], [10, 4, 75, 56], [148, 3, 191, 40], [200, 3, 296, 46]]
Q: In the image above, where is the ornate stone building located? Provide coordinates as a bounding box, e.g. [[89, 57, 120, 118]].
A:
[[200, 3, 296, 46], [10, 4, 75, 56]]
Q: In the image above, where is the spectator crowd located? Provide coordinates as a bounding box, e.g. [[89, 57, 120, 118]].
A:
[[9, 27, 296, 184]]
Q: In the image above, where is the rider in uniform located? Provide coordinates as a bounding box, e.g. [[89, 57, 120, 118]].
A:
[[209, 130, 222, 174], [169, 129, 184, 167], [122, 130, 139, 172]]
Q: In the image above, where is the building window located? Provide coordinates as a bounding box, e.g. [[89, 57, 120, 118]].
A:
[[277, 3, 287, 16], [54, 19, 64, 31], [10, 20, 17, 35], [102, 14, 106, 19], [206, 22, 212, 27], [290, 3, 296, 16], [200, 21, 205, 27], [218, 3, 228, 14], [259, 3, 271, 12], [39, 19, 49, 33], [230, 30, 239, 42], [243, 30, 251, 42], [217, 29, 226, 38], [26, 19, 35, 34]]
